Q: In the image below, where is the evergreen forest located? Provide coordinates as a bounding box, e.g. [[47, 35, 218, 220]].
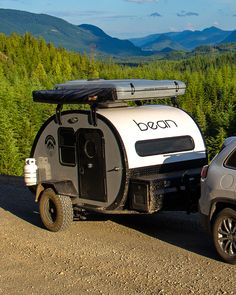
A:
[[0, 32, 236, 176]]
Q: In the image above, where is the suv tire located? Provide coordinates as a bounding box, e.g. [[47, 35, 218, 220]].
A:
[[212, 208, 236, 264]]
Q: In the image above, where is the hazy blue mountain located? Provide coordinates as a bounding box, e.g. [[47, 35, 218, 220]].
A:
[[221, 30, 236, 43], [0, 9, 143, 56], [130, 26, 233, 51], [176, 27, 231, 49], [78, 24, 143, 55], [130, 33, 162, 47], [142, 34, 184, 51]]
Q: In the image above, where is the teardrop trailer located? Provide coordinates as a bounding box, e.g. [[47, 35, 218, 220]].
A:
[[25, 79, 208, 232]]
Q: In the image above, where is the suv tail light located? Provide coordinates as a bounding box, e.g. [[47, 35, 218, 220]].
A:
[[201, 165, 209, 179]]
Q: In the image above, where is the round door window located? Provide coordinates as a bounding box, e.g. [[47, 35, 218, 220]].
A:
[[84, 140, 96, 158]]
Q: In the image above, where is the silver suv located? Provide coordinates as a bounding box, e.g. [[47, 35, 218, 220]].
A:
[[199, 137, 236, 264]]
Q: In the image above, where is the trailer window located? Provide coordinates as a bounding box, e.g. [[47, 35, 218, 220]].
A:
[[58, 128, 76, 166], [135, 136, 194, 157]]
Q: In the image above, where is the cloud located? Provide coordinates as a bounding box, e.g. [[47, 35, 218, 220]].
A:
[[177, 10, 199, 17], [47, 10, 105, 18], [101, 14, 138, 20], [125, 0, 159, 3], [46, 10, 138, 22], [150, 12, 162, 17]]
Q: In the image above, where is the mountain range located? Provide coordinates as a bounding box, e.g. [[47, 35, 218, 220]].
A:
[[0, 8, 235, 56], [130, 26, 235, 52]]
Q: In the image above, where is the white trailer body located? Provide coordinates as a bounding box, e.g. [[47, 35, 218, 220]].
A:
[[26, 79, 207, 231]]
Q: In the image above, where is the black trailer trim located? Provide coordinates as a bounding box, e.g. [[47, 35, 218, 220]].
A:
[[129, 158, 208, 178]]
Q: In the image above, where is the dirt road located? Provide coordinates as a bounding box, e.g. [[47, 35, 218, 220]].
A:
[[0, 176, 235, 295]]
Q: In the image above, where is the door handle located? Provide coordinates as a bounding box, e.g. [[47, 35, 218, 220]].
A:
[[108, 167, 121, 172], [79, 167, 85, 175]]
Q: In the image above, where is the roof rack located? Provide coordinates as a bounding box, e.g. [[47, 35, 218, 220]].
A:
[[32, 79, 186, 105]]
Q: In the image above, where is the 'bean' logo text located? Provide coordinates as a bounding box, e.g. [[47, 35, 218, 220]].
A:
[[133, 119, 178, 131]]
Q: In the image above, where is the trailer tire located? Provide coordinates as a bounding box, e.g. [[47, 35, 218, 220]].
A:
[[39, 188, 73, 232]]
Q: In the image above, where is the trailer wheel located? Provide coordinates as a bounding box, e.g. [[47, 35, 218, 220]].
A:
[[39, 188, 73, 232], [212, 208, 236, 264]]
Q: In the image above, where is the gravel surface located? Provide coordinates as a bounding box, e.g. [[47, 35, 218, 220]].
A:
[[0, 175, 235, 295]]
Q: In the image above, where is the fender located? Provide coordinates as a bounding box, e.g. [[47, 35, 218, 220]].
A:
[[35, 180, 78, 202], [210, 198, 236, 222]]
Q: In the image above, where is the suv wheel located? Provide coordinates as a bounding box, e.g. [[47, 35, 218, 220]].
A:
[[212, 208, 236, 264]]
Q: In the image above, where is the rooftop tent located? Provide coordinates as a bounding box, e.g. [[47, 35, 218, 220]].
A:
[[32, 79, 186, 104]]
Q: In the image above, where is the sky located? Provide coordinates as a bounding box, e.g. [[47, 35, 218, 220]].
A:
[[0, 0, 235, 38]]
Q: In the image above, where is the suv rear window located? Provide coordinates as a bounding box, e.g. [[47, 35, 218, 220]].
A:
[[224, 149, 236, 169], [135, 136, 194, 157]]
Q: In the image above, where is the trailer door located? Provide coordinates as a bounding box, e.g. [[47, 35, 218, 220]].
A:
[[77, 128, 107, 202]]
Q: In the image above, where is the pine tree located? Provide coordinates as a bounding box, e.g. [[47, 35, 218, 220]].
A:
[[0, 101, 22, 175]]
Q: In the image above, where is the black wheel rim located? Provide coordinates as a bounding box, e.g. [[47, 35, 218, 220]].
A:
[[45, 199, 57, 223], [217, 217, 236, 257]]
